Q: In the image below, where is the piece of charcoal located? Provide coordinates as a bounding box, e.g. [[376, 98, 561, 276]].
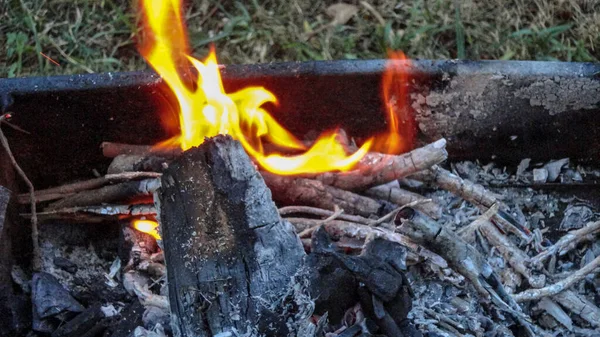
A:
[[32, 272, 84, 319], [54, 257, 78, 274], [559, 204, 593, 231], [52, 305, 104, 337], [532, 168, 548, 184]]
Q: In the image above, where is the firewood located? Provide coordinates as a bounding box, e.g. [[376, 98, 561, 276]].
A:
[[155, 135, 309, 336], [513, 255, 600, 302], [365, 182, 442, 219], [46, 179, 160, 210], [313, 138, 447, 191], [18, 172, 162, 204], [530, 221, 600, 268], [261, 171, 385, 217]]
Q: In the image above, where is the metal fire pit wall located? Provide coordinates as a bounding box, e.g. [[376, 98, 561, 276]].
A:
[[0, 59, 599, 188]]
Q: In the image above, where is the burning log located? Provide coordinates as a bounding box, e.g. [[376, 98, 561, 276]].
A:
[[155, 135, 309, 336], [313, 138, 447, 191]]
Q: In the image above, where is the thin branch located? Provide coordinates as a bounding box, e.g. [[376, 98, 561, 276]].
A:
[[0, 114, 41, 270], [513, 255, 600, 302], [278, 205, 374, 226]]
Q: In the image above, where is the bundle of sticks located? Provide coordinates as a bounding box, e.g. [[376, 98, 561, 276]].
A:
[[20, 137, 600, 335]]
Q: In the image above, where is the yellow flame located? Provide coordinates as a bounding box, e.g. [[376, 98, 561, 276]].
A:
[[139, 0, 371, 175], [133, 219, 161, 240]]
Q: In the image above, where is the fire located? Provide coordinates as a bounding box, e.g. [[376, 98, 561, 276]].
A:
[[138, 0, 372, 175], [376, 51, 416, 154], [133, 219, 161, 240]]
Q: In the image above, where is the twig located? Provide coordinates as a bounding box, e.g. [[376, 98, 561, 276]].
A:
[[317, 205, 344, 225], [313, 138, 447, 191], [278, 205, 374, 226], [365, 183, 442, 219], [370, 199, 432, 227], [478, 219, 546, 288], [18, 171, 162, 203], [0, 114, 41, 271], [513, 255, 600, 302], [101, 141, 181, 158], [457, 203, 499, 241], [25, 204, 157, 218], [530, 221, 600, 268]]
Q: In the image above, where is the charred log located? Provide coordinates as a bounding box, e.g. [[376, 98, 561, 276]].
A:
[[156, 135, 308, 337]]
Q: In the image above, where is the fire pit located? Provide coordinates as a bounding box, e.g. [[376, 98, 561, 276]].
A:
[[2, 2, 600, 337]]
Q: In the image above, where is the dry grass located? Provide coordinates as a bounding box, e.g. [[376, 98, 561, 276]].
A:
[[1, 0, 599, 77]]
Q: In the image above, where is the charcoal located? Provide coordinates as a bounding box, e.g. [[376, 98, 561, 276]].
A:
[[559, 204, 594, 231], [53, 257, 78, 273], [32, 272, 84, 319], [532, 168, 548, 184], [51, 305, 104, 337]]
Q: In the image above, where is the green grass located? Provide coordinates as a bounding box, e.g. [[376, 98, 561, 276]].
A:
[[1, 0, 599, 77]]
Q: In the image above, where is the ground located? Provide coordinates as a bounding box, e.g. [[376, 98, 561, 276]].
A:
[[1, 0, 599, 77]]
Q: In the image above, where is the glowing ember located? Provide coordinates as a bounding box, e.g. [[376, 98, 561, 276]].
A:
[[138, 0, 374, 175], [133, 219, 161, 240]]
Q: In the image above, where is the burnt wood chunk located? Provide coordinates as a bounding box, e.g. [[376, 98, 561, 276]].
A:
[[156, 135, 306, 337]]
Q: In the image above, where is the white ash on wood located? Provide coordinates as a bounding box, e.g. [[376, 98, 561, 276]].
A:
[[155, 135, 309, 337]]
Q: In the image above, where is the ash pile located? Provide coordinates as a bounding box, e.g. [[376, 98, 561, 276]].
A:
[[2, 135, 600, 337]]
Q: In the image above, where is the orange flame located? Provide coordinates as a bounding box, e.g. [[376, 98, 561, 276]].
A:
[[133, 219, 161, 240], [375, 51, 416, 154], [138, 0, 372, 175]]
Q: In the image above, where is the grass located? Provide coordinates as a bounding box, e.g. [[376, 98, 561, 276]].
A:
[[1, 0, 599, 77]]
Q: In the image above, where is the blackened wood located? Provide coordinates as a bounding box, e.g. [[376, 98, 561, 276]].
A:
[[0, 186, 8, 234], [156, 135, 306, 337], [51, 305, 104, 337]]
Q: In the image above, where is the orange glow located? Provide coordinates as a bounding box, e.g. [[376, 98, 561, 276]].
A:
[[375, 51, 416, 154], [133, 219, 161, 240], [139, 0, 372, 175]]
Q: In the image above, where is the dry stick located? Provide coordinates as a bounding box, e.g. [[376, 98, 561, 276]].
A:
[[46, 179, 160, 210], [18, 171, 162, 204], [413, 165, 530, 241], [478, 221, 546, 288], [457, 203, 499, 242], [31, 204, 157, 217], [513, 255, 600, 302], [278, 205, 374, 226], [365, 183, 442, 219], [101, 141, 181, 158], [289, 218, 448, 268], [530, 221, 600, 268], [0, 114, 41, 271], [313, 138, 447, 191], [261, 171, 384, 217]]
